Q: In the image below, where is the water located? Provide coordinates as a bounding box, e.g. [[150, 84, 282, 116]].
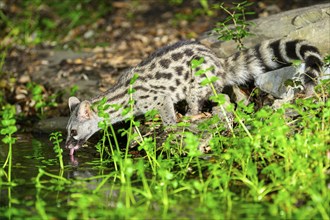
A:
[[0, 133, 271, 219], [0, 133, 112, 219]]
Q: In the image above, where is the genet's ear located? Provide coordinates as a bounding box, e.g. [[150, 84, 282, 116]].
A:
[[68, 97, 80, 112], [77, 100, 92, 120]]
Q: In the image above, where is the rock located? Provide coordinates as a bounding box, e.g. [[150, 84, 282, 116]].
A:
[[32, 50, 102, 101], [254, 65, 298, 99], [200, 3, 330, 57], [34, 116, 68, 134], [255, 64, 330, 99]]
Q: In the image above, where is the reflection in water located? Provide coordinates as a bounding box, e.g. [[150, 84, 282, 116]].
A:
[[0, 133, 122, 218], [69, 154, 79, 167]]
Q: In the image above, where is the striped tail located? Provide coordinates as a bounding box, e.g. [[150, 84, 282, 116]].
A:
[[255, 39, 323, 95]]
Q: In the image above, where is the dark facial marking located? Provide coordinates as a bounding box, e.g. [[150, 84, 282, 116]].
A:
[[71, 129, 77, 137]]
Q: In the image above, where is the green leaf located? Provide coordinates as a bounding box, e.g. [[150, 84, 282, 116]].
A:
[[195, 69, 206, 76], [98, 121, 108, 130], [2, 135, 16, 144], [70, 85, 79, 96], [291, 59, 302, 67], [35, 102, 45, 109], [110, 104, 122, 111], [191, 57, 204, 69], [130, 74, 139, 85], [42, 18, 56, 29], [102, 104, 111, 111], [1, 125, 17, 135], [1, 119, 16, 127], [121, 108, 130, 116], [128, 88, 136, 94], [32, 85, 43, 95], [200, 76, 218, 86], [2, 135, 11, 144], [210, 94, 226, 105], [98, 111, 110, 119], [200, 78, 209, 86]]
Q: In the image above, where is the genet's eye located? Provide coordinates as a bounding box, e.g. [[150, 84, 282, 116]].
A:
[[71, 129, 77, 137]]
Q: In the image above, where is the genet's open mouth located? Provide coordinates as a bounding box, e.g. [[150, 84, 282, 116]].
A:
[[65, 138, 84, 155]]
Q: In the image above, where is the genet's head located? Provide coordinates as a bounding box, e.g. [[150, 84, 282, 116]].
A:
[[65, 97, 101, 155]]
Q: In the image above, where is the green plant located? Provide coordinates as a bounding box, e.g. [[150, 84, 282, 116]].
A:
[[0, 105, 17, 184], [170, 0, 215, 23], [1, 1, 329, 219], [95, 96, 120, 168], [26, 82, 57, 117], [324, 54, 330, 68], [199, 0, 213, 16], [70, 85, 79, 96], [34, 168, 71, 219], [50, 132, 64, 170], [191, 57, 252, 139], [0, 26, 21, 107], [213, 1, 255, 49], [0, 1, 112, 47], [1, 80, 329, 219], [168, 0, 184, 5]]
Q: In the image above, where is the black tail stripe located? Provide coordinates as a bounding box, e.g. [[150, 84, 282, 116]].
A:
[[299, 45, 320, 59], [305, 55, 323, 71], [285, 40, 300, 60], [269, 40, 288, 64]]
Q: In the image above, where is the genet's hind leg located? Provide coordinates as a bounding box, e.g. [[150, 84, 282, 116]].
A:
[[156, 95, 177, 125]]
